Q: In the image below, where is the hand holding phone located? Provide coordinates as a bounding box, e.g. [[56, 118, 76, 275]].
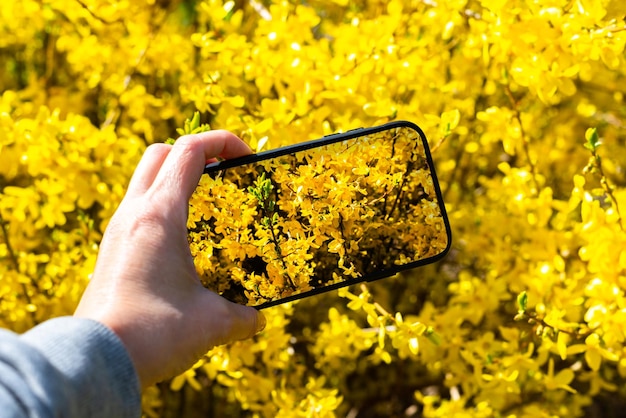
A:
[[188, 121, 451, 308]]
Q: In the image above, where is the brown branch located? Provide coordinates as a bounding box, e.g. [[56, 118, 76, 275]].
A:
[[75, 0, 125, 25], [518, 310, 594, 340], [429, 134, 450, 153], [504, 85, 540, 195], [589, 149, 624, 231]]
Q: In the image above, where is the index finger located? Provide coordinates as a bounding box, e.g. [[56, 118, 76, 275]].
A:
[[151, 130, 252, 206]]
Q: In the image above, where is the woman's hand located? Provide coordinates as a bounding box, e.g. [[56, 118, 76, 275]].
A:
[[75, 131, 265, 388]]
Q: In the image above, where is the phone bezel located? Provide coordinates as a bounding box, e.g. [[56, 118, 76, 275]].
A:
[[200, 120, 452, 309]]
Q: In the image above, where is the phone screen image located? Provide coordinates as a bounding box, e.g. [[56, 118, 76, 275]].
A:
[[188, 122, 451, 308]]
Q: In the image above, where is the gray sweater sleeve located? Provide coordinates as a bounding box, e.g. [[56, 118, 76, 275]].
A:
[[0, 317, 141, 418]]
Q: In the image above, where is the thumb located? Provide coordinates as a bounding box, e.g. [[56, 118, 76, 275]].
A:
[[203, 294, 267, 345]]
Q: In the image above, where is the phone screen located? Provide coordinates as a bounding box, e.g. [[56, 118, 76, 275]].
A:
[[188, 122, 450, 308]]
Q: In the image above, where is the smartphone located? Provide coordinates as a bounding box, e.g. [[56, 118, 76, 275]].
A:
[[188, 120, 451, 308]]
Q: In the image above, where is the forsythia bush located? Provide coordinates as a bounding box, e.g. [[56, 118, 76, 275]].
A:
[[1, 0, 625, 416]]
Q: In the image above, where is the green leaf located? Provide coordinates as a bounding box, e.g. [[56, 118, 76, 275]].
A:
[[501, 66, 509, 83], [424, 326, 441, 346], [190, 111, 201, 131], [262, 180, 272, 199], [584, 127, 600, 151], [177, 112, 211, 136], [517, 291, 528, 313]]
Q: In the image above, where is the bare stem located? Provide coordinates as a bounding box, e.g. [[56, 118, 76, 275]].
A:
[[75, 0, 124, 25], [591, 150, 624, 231], [504, 86, 540, 195]]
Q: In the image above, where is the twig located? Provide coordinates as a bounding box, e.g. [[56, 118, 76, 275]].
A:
[[75, 0, 125, 25], [429, 134, 449, 153], [588, 147, 624, 231], [504, 85, 540, 195]]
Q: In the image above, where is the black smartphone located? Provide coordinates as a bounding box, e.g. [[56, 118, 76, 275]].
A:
[[188, 121, 451, 309]]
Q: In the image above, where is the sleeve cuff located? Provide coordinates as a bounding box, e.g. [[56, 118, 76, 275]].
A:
[[20, 316, 141, 418]]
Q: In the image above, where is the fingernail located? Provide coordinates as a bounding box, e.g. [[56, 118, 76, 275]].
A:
[[255, 311, 267, 334]]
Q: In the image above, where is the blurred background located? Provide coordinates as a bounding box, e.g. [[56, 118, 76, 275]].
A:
[[1, 0, 626, 416]]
